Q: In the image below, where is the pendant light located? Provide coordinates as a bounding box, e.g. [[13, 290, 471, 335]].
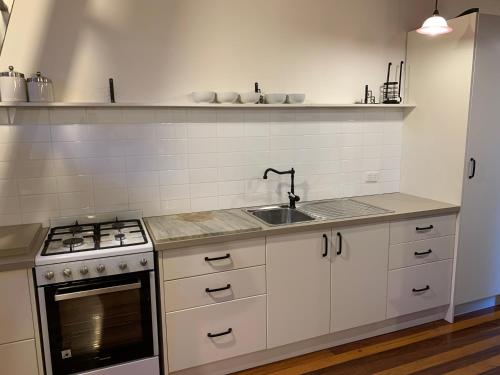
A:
[[417, 0, 453, 36]]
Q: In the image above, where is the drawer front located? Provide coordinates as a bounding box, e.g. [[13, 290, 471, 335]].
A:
[[166, 295, 266, 372], [389, 236, 455, 270], [390, 215, 456, 244], [0, 339, 39, 375], [162, 238, 265, 280], [0, 269, 34, 344], [164, 266, 266, 312], [387, 260, 453, 319]]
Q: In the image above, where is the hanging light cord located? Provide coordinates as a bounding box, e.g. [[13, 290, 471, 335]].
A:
[[433, 0, 440, 16]]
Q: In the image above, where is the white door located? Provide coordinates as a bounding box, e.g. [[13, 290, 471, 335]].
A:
[[455, 15, 500, 305], [331, 224, 389, 332], [266, 229, 331, 348]]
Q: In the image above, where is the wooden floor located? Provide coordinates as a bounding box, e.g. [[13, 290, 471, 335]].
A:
[[236, 306, 500, 375]]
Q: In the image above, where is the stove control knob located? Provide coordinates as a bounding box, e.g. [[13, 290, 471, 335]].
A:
[[119, 262, 127, 270], [140, 258, 148, 266], [45, 271, 54, 280], [80, 265, 89, 275], [63, 268, 72, 277], [96, 264, 106, 273]]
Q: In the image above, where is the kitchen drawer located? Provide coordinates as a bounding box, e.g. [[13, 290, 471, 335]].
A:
[[387, 259, 453, 319], [166, 295, 266, 372], [162, 238, 265, 280], [0, 269, 34, 345], [164, 265, 266, 312], [390, 215, 456, 244], [388, 236, 455, 270], [0, 339, 39, 375]]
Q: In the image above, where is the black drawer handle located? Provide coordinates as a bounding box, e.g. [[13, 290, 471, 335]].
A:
[[322, 234, 328, 257], [412, 285, 430, 293], [414, 249, 433, 256], [205, 253, 231, 262], [205, 284, 231, 293], [416, 225, 434, 232], [336, 232, 342, 255], [207, 328, 232, 338]]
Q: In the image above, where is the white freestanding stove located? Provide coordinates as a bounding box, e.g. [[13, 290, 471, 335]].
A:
[[34, 211, 159, 375]]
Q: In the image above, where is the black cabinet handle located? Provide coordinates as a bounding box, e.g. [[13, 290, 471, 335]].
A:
[[322, 234, 328, 257], [207, 328, 232, 338], [416, 225, 434, 232], [205, 284, 231, 293], [336, 232, 342, 255], [469, 158, 476, 179], [412, 285, 430, 293], [414, 249, 432, 256], [205, 253, 231, 262]]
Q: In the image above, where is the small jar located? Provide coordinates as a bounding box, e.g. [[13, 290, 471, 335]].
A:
[[27, 72, 54, 102], [0, 66, 27, 103]]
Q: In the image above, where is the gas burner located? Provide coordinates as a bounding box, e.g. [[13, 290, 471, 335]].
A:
[[112, 217, 125, 229], [68, 221, 84, 235], [63, 237, 84, 248], [115, 233, 126, 241]]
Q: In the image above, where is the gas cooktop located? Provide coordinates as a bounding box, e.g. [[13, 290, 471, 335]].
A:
[[41, 218, 148, 256]]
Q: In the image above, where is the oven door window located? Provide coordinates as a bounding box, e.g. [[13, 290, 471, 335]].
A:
[[45, 272, 153, 375]]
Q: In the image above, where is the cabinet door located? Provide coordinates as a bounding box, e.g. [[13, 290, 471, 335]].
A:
[[0, 269, 34, 344], [267, 230, 331, 348], [0, 339, 39, 375], [331, 224, 389, 333], [455, 15, 500, 305]]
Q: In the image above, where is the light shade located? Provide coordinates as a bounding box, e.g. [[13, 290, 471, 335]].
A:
[[417, 14, 453, 35]]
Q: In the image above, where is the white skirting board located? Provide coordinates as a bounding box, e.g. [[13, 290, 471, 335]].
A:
[[170, 306, 448, 375]]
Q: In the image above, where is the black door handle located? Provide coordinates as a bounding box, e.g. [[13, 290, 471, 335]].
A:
[[416, 225, 433, 232], [412, 285, 430, 293], [336, 232, 342, 255], [322, 234, 328, 257], [205, 253, 231, 262], [205, 284, 231, 293], [207, 328, 232, 338], [414, 249, 432, 256], [469, 158, 476, 179]]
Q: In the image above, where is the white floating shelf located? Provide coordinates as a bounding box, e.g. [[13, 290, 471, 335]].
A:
[[0, 102, 416, 109]]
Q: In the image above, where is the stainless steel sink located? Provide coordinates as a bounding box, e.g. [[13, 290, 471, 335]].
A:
[[246, 206, 316, 226]]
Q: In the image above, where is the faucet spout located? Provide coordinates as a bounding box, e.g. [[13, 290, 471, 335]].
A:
[[262, 167, 300, 208]]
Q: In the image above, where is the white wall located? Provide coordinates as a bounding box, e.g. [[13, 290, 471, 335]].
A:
[[0, 107, 403, 226], [0, 0, 425, 104]]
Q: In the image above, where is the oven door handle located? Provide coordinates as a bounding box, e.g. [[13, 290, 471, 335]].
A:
[[54, 281, 141, 302]]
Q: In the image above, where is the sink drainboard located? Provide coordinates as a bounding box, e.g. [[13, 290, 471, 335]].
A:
[[299, 199, 393, 220]]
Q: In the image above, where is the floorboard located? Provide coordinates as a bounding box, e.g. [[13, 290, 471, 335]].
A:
[[235, 306, 500, 375]]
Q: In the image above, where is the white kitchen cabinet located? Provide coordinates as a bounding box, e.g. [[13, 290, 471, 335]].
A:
[[266, 230, 331, 348], [331, 224, 389, 333], [166, 295, 266, 372], [403, 13, 500, 308], [387, 260, 453, 318], [0, 339, 39, 375], [0, 269, 35, 345]]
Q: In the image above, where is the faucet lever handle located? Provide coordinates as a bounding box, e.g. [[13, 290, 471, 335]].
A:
[[288, 192, 300, 202]]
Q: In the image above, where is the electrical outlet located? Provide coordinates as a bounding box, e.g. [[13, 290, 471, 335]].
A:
[[365, 171, 379, 183]]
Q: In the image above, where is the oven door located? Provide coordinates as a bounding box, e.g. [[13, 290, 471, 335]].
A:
[[40, 271, 157, 375]]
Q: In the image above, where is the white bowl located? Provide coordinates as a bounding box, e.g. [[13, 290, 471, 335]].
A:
[[240, 92, 261, 104], [192, 91, 216, 103], [287, 93, 306, 104], [217, 92, 239, 103], [265, 93, 287, 104]]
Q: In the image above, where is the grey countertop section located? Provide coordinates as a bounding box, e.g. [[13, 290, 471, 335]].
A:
[[0, 223, 47, 272], [145, 193, 460, 251]]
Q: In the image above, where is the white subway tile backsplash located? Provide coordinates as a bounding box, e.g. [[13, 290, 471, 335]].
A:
[[3, 108, 402, 223], [18, 177, 57, 195]]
